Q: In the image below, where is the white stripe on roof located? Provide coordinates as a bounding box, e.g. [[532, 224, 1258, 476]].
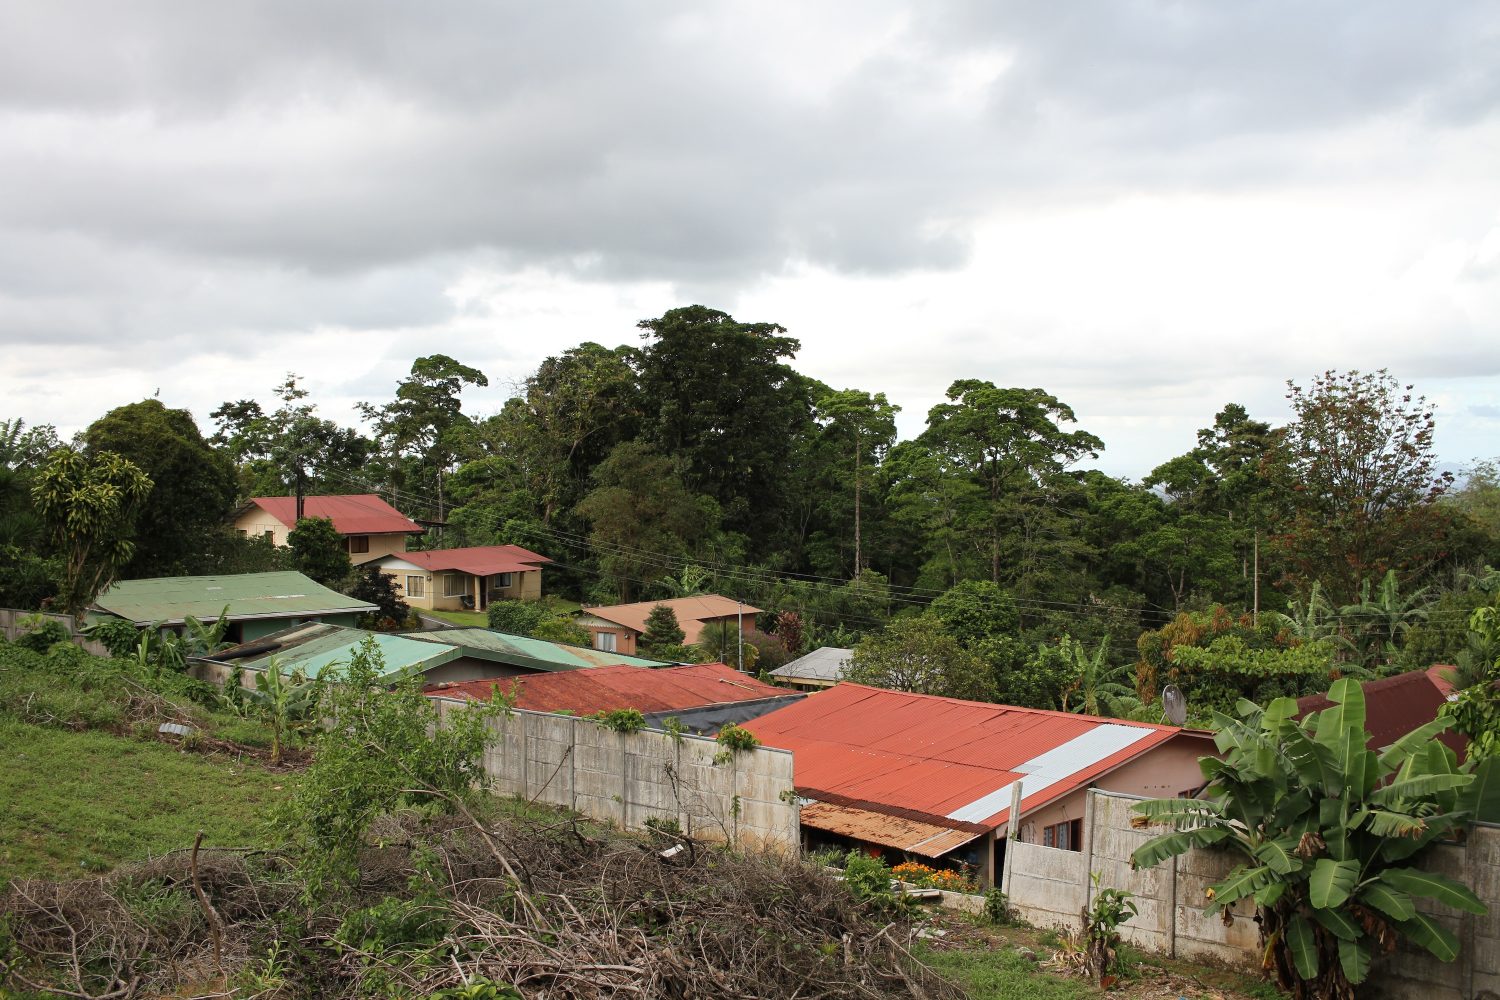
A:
[[944, 724, 1155, 824]]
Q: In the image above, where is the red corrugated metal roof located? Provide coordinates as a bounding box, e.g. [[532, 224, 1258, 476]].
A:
[[385, 545, 551, 575], [252, 495, 424, 535], [1296, 669, 1466, 757], [741, 683, 1186, 833], [426, 662, 792, 715]]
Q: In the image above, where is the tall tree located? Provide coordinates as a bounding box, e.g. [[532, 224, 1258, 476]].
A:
[[815, 389, 900, 577], [360, 355, 488, 519], [633, 305, 815, 555], [845, 614, 994, 702], [1266, 370, 1455, 604], [573, 441, 712, 601], [211, 375, 373, 498], [31, 447, 152, 614], [83, 399, 238, 575], [287, 517, 353, 588], [912, 381, 1103, 598]]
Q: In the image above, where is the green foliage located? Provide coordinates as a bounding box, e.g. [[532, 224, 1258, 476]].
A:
[[486, 598, 546, 635], [428, 979, 523, 1000], [697, 619, 758, 670], [716, 724, 759, 753], [839, 850, 915, 917], [1082, 874, 1138, 983], [16, 618, 69, 652], [287, 516, 353, 587], [1130, 679, 1492, 999], [31, 446, 153, 615], [982, 888, 1015, 926], [81, 399, 238, 576], [640, 603, 686, 653], [212, 374, 374, 498], [847, 614, 994, 701], [279, 638, 499, 898], [1443, 605, 1500, 758], [1267, 370, 1458, 606], [83, 616, 140, 657], [334, 892, 450, 956], [593, 708, 647, 733], [529, 615, 591, 647], [241, 656, 321, 765], [350, 566, 411, 629]]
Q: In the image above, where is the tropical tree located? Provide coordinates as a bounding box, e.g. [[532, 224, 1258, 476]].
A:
[[287, 516, 353, 587], [212, 375, 374, 498], [697, 618, 757, 671], [846, 615, 994, 702], [814, 389, 900, 576], [242, 656, 322, 766], [1336, 570, 1430, 670], [1130, 679, 1494, 999], [82, 399, 238, 575], [1443, 605, 1500, 759], [31, 447, 152, 615], [1057, 636, 1137, 717], [1266, 370, 1457, 604]]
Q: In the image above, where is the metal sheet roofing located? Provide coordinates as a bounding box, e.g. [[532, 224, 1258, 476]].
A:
[[426, 662, 797, 716], [250, 495, 424, 535], [405, 628, 669, 671], [741, 683, 1186, 834], [92, 571, 377, 625], [1296, 668, 1466, 757], [770, 646, 852, 683], [581, 595, 762, 644], [235, 623, 459, 681], [800, 801, 983, 859], [375, 545, 552, 576]]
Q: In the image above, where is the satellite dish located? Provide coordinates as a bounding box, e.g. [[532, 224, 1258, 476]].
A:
[[1162, 685, 1188, 726]]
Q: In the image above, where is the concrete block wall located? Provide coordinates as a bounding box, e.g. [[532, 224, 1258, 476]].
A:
[[997, 789, 1500, 997], [433, 699, 800, 852], [1, 608, 110, 657]]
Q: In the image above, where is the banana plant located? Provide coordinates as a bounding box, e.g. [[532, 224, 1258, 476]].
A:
[[1060, 636, 1137, 717], [1130, 678, 1496, 1000], [241, 656, 322, 765], [181, 606, 232, 656]]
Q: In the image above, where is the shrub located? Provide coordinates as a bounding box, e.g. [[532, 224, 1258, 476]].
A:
[[891, 860, 978, 893], [982, 887, 1014, 925], [593, 708, 647, 734], [83, 617, 141, 657], [1082, 874, 1137, 983], [16, 618, 70, 653], [487, 600, 545, 636]]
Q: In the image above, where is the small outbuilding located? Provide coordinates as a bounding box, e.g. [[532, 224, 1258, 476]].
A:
[[770, 646, 852, 690]]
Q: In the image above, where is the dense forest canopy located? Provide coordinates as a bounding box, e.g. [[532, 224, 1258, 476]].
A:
[[5, 305, 1499, 725]]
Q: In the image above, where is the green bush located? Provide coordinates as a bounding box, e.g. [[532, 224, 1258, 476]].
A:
[[593, 708, 647, 733], [487, 600, 545, 636], [16, 619, 70, 653], [83, 617, 141, 657]]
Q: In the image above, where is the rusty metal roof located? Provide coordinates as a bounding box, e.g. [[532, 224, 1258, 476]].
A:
[[426, 661, 798, 716], [800, 801, 983, 858], [742, 683, 1187, 835], [1296, 668, 1466, 757]]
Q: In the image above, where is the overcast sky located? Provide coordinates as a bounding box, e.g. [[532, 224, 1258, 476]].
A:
[[2, 1, 1498, 477]]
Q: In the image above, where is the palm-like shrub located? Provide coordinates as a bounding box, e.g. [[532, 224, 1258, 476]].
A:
[[1130, 679, 1494, 1000]]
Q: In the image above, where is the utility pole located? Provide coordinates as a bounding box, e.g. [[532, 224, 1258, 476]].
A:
[[1252, 529, 1260, 627], [295, 465, 305, 522], [736, 600, 744, 672]]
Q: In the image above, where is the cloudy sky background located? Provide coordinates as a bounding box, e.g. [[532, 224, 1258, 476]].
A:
[[2, 1, 1498, 477]]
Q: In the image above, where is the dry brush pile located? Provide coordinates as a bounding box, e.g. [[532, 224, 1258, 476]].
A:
[[1, 809, 965, 1000]]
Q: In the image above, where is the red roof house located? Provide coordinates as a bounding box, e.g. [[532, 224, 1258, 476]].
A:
[[427, 662, 803, 734], [233, 495, 423, 564], [367, 545, 553, 612], [576, 595, 762, 657], [1295, 668, 1465, 758], [740, 684, 1213, 879]]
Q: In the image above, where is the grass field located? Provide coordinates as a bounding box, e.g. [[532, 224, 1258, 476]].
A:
[[0, 718, 292, 880]]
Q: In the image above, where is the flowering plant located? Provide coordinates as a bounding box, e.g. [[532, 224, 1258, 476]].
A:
[[890, 860, 978, 893]]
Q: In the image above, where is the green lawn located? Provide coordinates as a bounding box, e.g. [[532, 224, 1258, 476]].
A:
[[0, 718, 292, 879], [424, 596, 583, 630], [918, 943, 1094, 1000]]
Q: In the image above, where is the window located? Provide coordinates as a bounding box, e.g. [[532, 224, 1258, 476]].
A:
[[443, 572, 468, 597], [405, 575, 426, 598], [1042, 819, 1084, 852], [594, 631, 617, 652], [494, 572, 514, 589], [263, 530, 274, 542], [347, 535, 370, 554], [237, 529, 247, 538]]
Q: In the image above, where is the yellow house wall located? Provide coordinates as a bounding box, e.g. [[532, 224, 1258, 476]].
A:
[[233, 508, 412, 565], [350, 533, 410, 565], [379, 567, 545, 612]]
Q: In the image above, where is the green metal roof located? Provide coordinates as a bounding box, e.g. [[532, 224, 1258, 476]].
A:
[[405, 627, 669, 672], [238, 624, 460, 681], [92, 571, 377, 626]]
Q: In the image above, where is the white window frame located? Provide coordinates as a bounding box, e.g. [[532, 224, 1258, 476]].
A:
[[594, 631, 617, 652], [443, 572, 468, 598]]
